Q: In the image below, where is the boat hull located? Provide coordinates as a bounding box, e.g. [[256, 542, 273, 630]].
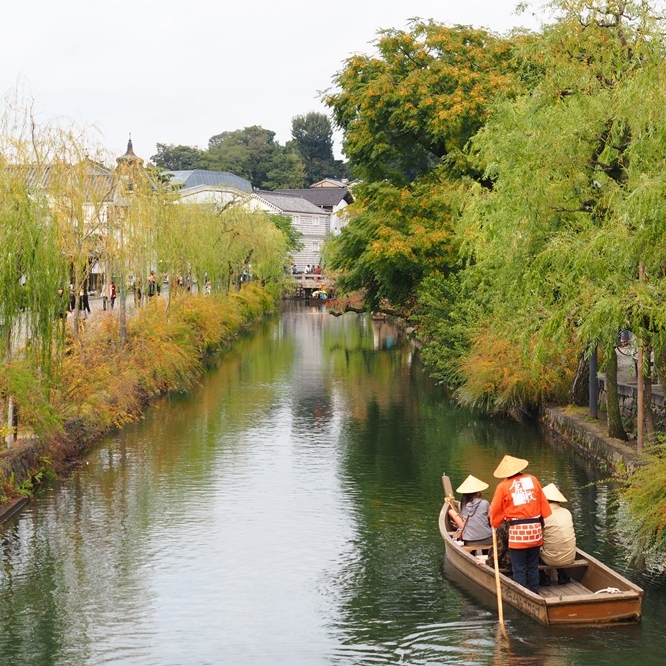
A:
[[439, 496, 643, 626]]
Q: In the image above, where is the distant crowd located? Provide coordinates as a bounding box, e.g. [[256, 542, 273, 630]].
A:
[[291, 264, 322, 275]]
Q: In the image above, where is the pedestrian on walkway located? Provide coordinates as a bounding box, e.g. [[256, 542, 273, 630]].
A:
[[57, 288, 67, 319], [79, 288, 91, 318], [148, 272, 157, 298], [68, 285, 76, 313], [110, 281, 117, 309], [101, 283, 109, 310]]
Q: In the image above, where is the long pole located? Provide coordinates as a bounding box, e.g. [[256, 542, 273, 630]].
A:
[[492, 527, 507, 637]]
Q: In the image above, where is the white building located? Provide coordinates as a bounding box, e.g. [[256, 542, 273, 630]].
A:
[[274, 182, 353, 235], [248, 191, 331, 270]]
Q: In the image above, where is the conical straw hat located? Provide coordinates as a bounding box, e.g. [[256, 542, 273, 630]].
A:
[[493, 454, 529, 479], [542, 483, 568, 503], [456, 475, 489, 494]]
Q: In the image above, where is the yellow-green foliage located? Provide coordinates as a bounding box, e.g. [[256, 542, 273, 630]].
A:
[[0, 360, 63, 437], [456, 328, 576, 418], [231, 283, 277, 320], [50, 285, 277, 435], [619, 450, 666, 563]]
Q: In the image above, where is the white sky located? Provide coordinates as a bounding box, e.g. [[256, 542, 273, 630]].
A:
[[3, 1, 545, 162]]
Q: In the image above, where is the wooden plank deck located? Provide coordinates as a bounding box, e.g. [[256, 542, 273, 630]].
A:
[[539, 579, 590, 598]]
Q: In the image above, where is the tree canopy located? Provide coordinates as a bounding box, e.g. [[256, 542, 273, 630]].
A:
[[325, 20, 530, 313], [289, 112, 347, 185], [326, 20, 528, 186], [150, 144, 205, 170]]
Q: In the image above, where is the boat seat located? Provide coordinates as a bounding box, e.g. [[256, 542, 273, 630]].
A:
[[498, 559, 589, 574], [461, 545, 490, 552], [540, 559, 589, 569]]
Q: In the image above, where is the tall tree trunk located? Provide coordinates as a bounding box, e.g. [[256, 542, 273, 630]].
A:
[[606, 347, 627, 440], [570, 352, 590, 406], [4, 325, 14, 448], [120, 277, 127, 346]]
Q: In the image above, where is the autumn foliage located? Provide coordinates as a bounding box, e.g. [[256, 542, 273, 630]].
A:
[[38, 285, 276, 470], [457, 329, 576, 418]]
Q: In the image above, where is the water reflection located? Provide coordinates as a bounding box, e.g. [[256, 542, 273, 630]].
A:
[[0, 307, 664, 665]]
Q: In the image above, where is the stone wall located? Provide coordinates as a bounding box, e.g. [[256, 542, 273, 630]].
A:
[[0, 437, 43, 493], [598, 376, 666, 427]]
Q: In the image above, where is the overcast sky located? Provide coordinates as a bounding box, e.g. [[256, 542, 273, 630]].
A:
[[3, 1, 545, 162]]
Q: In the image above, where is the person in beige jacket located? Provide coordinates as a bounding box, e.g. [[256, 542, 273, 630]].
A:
[[540, 483, 576, 585]]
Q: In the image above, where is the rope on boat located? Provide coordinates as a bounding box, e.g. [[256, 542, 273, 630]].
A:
[[594, 587, 622, 594]]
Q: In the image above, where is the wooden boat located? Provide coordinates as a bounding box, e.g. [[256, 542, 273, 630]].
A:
[[438, 474, 643, 626]]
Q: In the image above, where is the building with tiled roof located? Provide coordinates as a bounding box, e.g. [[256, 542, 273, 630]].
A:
[[273, 184, 353, 235], [248, 191, 331, 270], [164, 169, 252, 206]]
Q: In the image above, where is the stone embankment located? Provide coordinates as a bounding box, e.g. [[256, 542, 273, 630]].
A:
[[542, 347, 650, 476], [542, 406, 640, 475]]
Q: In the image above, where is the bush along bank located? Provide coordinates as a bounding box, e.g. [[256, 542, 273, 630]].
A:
[[0, 284, 279, 511]]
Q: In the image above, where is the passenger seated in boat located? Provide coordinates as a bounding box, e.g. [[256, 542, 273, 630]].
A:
[[448, 475, 493, 548], [539, 483, 576, 586]]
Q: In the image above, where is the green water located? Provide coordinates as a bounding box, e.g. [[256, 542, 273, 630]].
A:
[[0, 304, 664, 665]]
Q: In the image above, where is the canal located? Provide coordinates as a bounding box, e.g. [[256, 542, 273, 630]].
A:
[[0, 304, 664, 665]]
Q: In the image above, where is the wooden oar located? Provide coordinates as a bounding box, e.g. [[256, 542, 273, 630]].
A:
[[492, 526, 508, 638]]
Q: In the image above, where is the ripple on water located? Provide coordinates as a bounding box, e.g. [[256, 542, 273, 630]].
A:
[[329, 619, 503, 665]]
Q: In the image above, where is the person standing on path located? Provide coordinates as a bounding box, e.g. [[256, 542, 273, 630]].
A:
[[79, 288, 91, 318], [68, 285, 76, 313], [489, 455, 552, 594], [148, 272, 157, 298], [110, 281, 116, 309], [101, 283, 109, 311]]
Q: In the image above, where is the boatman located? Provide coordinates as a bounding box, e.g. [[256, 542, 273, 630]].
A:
[[489, 455, 552, 594], [539, 483, 576, 586]]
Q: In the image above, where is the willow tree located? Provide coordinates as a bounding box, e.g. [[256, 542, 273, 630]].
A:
[[47, 141, 114, 343], [214, 207, 290, 293], [455, 0, 666, 428], [155, 197, 293, 305], [110, 141, 161, 342], [0, 96, 69, 445]]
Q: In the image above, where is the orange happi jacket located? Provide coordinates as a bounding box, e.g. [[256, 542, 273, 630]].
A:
[[489, 473, 552, 529]]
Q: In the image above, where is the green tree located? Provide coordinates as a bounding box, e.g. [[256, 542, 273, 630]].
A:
[[453, 0, 666, 425], [150, 143, 205, 170], [201, 126, 306, 189], [290, 112, 344, 184], [325, 20, 527, 312], [262, 149, 306, 190], [0, 95, 71, 444], [329, 176, 458, 311], [326, 20, 526, 186]]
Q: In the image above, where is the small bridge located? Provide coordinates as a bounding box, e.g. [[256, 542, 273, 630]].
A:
[[292, 274, 335, 299]]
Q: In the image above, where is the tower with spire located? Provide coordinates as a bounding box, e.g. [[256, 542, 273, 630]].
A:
[[115, 135, 149, 194]]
